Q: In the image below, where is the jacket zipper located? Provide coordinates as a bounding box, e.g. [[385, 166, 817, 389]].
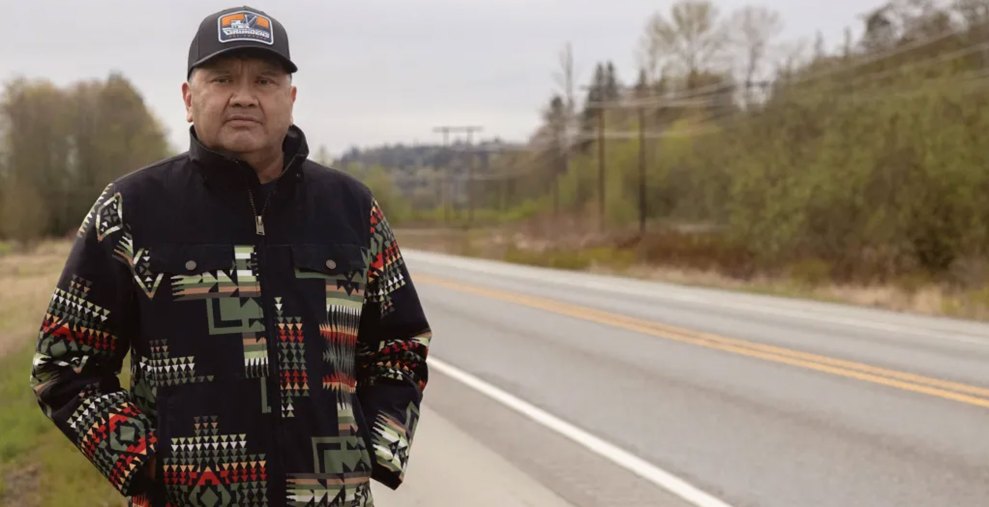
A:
[[247, 187, 267, 236], [245, 156, 302, 500]]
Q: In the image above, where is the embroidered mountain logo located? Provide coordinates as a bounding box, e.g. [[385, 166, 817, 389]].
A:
[[217, 11, 274, 45]]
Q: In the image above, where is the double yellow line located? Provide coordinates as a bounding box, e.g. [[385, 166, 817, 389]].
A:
[[416, 274, 989, 410]]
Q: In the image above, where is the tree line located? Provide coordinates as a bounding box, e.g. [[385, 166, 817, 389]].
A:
[[471, 0, 989, 284], [0, 74, 170, 242]]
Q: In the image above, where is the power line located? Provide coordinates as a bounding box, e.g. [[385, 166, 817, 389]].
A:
[[433, 125, 483, 226], [784, 18, 989, 87], [588, 38, 989, 116], [585, 94, 732, 110], [593, 20, 989, 107], [779, 40, 989, 90]]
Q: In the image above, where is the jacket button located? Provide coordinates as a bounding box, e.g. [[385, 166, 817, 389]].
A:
[[185, 260, 197, 271], [325, 259, 337, 270]]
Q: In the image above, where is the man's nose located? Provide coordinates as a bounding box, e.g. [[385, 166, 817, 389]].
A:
[[230, 81, 259, 108]]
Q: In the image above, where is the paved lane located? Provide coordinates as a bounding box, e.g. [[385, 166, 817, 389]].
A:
[[393, 250, 989, 507]]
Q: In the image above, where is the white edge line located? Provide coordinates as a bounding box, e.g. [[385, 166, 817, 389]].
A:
[[429, 356, 734, 507]]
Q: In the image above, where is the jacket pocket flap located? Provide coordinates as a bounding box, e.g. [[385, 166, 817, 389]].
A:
[[291, 243, 367, 275], [149, 244, 235, 274]]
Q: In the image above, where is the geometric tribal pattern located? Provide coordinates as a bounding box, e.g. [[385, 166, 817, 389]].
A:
[[66, 391, 157, 494], [320, 285, 361, 405], [128, 356, 158, 422], [171, 268, 238, 301], [285, 435, 373, 507], [162, 415, 267, 506], [366, 200, 406, 317], [32, 181, 162, 498], [244, 334, 269, 380], [371, 402, 419, 482], [235, 246, 270, 381], [292, 251, 364, 421], [234, 245, 262, 297], [202, 289, 264, 337], [360, 332, 431, 393], [78, 183, 113, 238], [31, 144, 433, 504], [37, 276, 116, 359], [321, 318, 359, 398], [275, 297, 309, 418], [113, 231, 164, 300], [95, 191, 124, 243], [139, 340, 214, 387]]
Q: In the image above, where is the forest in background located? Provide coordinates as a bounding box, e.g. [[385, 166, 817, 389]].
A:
[[2, 1, 989, 306], [0, 74, 170, 241], [340, 0, 989, 294]]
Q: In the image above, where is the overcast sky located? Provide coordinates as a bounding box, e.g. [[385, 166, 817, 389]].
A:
[[1, 0, 885, 156]]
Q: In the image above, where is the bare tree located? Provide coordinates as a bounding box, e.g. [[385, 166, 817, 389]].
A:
[[887, 0, 952, 36], [641, 0, 728, 86], [730, 5, 783, 106], [775, 38, 811, 81], [954, 0, 989, 66], [955, 0, 989, 27], [541, 95, 569, 214], [861, 0, 953, 50], [553, 43, 579, 150]]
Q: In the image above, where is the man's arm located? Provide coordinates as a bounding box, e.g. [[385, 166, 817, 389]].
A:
[[29, 183, 157, 496], [357, 199, 431, 490]]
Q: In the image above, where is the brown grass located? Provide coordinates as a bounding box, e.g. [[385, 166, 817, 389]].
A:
[[398, 227, 989, 322], [0, 238, 126, 506], [604, 263, 961, 316], [1, 463, 41, 507], [0, 240, 70, 358]]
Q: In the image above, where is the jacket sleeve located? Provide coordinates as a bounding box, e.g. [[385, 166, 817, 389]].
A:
[[357, 199, 431, 490], [29, 183, 156, 496]]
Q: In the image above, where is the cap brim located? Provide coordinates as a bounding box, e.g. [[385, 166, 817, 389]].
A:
[[188, 46, 297, 77]]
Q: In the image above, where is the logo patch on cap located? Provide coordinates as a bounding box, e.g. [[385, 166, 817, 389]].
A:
[[217, 11, 274, 45]]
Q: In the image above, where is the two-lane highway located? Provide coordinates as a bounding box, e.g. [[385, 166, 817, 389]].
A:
[[392, 250, 989, 507]]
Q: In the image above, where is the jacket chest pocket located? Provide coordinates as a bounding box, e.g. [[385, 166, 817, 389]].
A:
[[143, 243, 255, 382], [290, 243, 369, 318], [290, 243, 369, 397]]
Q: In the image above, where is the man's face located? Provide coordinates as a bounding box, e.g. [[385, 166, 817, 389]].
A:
[[182, 54, 297, 158]]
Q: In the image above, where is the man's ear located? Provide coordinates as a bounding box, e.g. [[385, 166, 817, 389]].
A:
[[182, 80, 193, 123], [289, 85, 297, 123]]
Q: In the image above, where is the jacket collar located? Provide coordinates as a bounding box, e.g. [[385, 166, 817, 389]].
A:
[[188, 124, 310, 189]]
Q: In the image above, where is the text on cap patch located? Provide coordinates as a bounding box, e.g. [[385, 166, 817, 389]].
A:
[[217, 11, 274, 45]]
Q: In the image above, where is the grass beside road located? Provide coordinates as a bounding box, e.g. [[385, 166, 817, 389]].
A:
[[396, 227, 989, 322], [0, 240, 124, 507]]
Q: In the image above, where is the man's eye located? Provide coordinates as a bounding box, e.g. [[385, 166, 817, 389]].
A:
[[213, 77, 231, 84], [258, 78, 273, 85]]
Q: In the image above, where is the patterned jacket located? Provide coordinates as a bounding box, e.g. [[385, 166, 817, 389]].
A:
[[29, 125, 431, 506]]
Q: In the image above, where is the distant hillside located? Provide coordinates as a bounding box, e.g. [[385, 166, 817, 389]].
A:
[[334, 139, 521, 173]]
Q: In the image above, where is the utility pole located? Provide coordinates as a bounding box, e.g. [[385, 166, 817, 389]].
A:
[[464, 127, 482, 228], [597, 106, 606, 230], [433, 125, 482, 227], [552, 131, 562, 217], [433, 127, 453, 224], [637, 104, 647, 236]]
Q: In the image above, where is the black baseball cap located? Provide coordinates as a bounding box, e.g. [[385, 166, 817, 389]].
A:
[[187, 6, 297, 78]]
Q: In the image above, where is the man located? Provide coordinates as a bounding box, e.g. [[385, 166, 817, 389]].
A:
[[29, 6, 431, 506]]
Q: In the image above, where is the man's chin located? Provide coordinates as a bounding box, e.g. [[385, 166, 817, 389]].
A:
[[216, 135, 265, 155]]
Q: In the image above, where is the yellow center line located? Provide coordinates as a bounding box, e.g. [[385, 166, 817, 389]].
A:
[[416, 273, 989, 410]]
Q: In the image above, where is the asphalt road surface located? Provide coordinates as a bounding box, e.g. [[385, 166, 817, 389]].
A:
[[374, 250, 989, 507]]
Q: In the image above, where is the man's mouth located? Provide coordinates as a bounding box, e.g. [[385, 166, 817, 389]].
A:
[[225, 115, 262, 125]]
